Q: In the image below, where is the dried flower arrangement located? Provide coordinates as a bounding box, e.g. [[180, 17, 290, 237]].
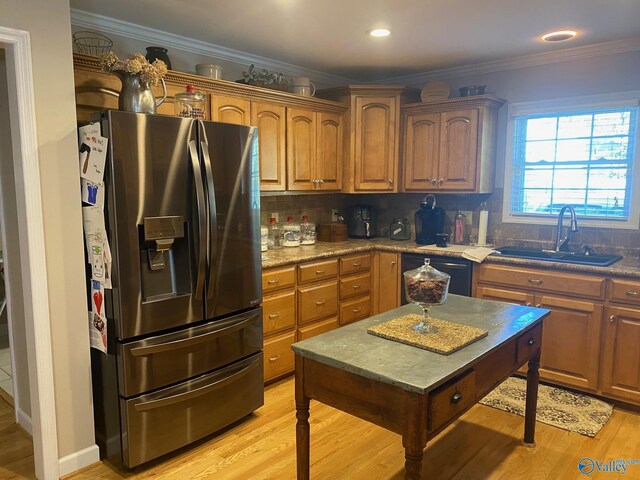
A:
[[99, 52, 168, 86]]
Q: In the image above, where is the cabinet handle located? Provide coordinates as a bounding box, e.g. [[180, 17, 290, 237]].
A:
[[528, 279, 543, 285], [527, 337, 535, 346], [451, 392, 463, 404], [352, 284, 361, 289], [268, 313, 280, 319], [387, 179, 393, 184], [525, 302, 532, 306], [430, 178, 437, 185], [268, 355, 280, 362], [353, 262, 361, 267], [626, 291, 639, 297], [352, 307, 362, 313], [315, 270, 325, 274], [316, 300, 326, 306], [267, 279, 280, 285], [390, 260, 397, 266], [318, 179, 324, 184], [535, 304, 541, 308], [609, 315, 616, 323], [438, 178, 444, 186]]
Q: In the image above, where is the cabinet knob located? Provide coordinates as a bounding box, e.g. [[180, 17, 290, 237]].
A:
[[387, 179, 393, 184], [390, 260, 397, 266], [353, 262, 361, 267], [430, 178, 437, 185], [527, 338, 535, 346], [535, 304, 541, 308], [609, 315, 616, 323], [318, 179, 324, 184], [438, 178, 444, 185], [525, 302, 532, 306], [451, 392, 463, 404]]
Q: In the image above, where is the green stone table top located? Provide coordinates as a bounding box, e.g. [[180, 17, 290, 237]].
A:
[[291, 294, 549, 394]]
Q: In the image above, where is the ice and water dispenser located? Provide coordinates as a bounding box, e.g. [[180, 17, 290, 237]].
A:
[[140, 216, 191, 302]]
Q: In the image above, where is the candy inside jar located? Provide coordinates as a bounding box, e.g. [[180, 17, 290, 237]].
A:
[[403, 258, 450, 333], [174, 85, 206, 119]]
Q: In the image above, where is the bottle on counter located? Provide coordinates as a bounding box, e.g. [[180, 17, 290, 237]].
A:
[[260, 225, 268, 252], [282, 216, 301, 247], [300, 215, 316, 245], [267, 217, 283, 249], [454, 211, 466, 244]]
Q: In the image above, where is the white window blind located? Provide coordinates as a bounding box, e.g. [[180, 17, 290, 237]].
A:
[[509, 107, 638, 220]]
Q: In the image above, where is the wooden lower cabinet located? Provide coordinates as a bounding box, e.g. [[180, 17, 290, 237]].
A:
[[263, 331, 296, 382], [340, 295, 371, 325], [298, 317, 339, 341], [600, 305, 640, 403], [298, 280, 338, 325], [373, 252, 400, 314]]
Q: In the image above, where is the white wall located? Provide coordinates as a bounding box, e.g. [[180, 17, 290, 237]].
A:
[[1, 0, 95, 462]]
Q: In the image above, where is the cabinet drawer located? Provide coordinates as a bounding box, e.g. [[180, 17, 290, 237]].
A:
[[339, 253, 371, 275], [475, 340, 516, 399], [263, 331, 295, 381], [609, 278, 640, 306], [478, 264, 605, 299], [298, 259, 339, 284], [298, 317, 339, 341], [516, 323, 543, 366], [262, 290, 295, 335], [339, 295, 371, 325], [339, 272, 371, 300], [262, 266, 295, 294], [298, 281, 338, 325], [429, 369, 476, 433]]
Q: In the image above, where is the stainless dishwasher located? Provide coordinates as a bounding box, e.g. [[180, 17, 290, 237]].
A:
[[400, 253, 472, 304]]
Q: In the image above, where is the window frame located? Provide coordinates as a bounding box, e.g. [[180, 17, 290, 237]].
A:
[[502, 91, 640, 229]]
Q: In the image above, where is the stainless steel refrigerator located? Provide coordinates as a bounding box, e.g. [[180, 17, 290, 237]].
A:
[[91, 110, 263, 469]]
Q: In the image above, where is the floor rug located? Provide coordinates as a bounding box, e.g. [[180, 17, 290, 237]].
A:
[[479, 377, 613, 437]]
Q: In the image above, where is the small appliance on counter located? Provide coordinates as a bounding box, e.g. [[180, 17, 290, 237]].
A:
[[415, 195, 445, 245], [348, 204, 377, 238], [389, 218, 410, 241], [317, 223, 348, 242]]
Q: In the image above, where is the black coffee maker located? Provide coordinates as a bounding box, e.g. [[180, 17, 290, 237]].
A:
[[415, 195, 445, 245], [348, 205, 376, 238]]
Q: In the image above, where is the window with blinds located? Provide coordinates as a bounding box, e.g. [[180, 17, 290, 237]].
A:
[[509, 107, 638, 220]]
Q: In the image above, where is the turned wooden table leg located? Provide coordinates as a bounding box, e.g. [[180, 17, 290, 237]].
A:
[[523, 350, 541, 447], [402, 398, 428, 480], [295, 356, 310, 480], [403, 447, 424, 480]]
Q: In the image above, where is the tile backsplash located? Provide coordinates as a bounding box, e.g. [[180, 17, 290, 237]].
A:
[[259, 189, 639, 256]]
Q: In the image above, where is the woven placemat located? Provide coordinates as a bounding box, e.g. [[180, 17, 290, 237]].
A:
[[367, 313, 488, 355]]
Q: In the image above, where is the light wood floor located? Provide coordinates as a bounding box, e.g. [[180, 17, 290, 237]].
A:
[[0, 395, 35, 479], [57, 377, 640, 480]]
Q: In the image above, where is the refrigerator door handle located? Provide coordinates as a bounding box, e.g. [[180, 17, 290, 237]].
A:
[[201, 140, 218, 300], [188, 140, 207, 300]]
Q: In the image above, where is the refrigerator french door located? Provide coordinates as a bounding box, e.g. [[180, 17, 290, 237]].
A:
[[91, 111, 263, 468]]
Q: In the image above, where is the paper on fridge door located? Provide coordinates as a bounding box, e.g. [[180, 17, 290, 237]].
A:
[[78, 134, 108, 184], [89, 280, 107, 353], [80, 178, 105, 208]]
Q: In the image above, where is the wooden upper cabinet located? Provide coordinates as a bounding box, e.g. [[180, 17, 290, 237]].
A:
[[402, 95, 505, 193], [210, 94, 250, 125], [252, 101, 287, 191], [316, 112, 343, 191], [287, 108, 316, 191]]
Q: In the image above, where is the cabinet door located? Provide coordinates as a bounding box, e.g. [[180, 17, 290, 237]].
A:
[[210, 94, 250, 125], [403, 112, 440, 191], [536, 294, 602, 391], [375, 252, 400, 314], [353, 96, 397, 191], [474, 286, 534, 306], [600, 306, 640, 404], [439, 109, 478, 191], [287, 108, 316, 191], [252, 102, 286, 191], [316, 112, 343, 191]]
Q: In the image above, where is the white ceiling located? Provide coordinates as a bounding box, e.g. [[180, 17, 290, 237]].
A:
[[70, 0, 640, 82]]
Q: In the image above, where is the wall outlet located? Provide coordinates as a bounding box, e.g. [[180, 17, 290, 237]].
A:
[[271, 212, 279, 223], [460, 211, 473, 225], [331, 209, 340, 222]]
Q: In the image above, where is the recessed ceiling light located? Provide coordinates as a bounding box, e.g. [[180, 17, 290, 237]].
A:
[[368, 28, 391, 38], [541, 30, 577, 42]]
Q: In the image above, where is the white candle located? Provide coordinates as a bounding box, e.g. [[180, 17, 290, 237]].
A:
[[478, 209, 489, 246]]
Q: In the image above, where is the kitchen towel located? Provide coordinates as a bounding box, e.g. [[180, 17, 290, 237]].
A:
[[462, 246, 498, 263]]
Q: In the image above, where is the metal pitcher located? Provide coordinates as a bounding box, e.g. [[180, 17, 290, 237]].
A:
[[114, 71, 167, 114]]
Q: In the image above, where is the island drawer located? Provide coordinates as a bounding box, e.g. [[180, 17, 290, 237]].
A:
[[477, 264, 606, 299], [262, 266, 296, 294], [609, 278, 640, 306], [262, 290, 296, 336], [339, 253, 371, 276], [298, 281, 338, 325], [339, 295, 371, 325], [298, 317, 339, 341], [475, 340, 516, 399], [339, 272, 371, 300], [264, 331, 296, 382], [516, 323, 543, 366], [298, 259, 339, 284], [428, 369, 476, 433]]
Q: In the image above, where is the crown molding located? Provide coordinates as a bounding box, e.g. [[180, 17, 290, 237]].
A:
[[70, 8, 354, 87], [376, 37, 640, 87]]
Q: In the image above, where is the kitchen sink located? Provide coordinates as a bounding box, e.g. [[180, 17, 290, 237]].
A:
[[495, 246, 622, 266]]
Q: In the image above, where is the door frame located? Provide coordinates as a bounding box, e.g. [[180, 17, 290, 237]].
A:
[[0, 26, 59, 479]]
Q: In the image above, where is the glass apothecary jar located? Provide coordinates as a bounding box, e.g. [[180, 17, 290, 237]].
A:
[[174, 85, 206, 119], [403, 258, 450, 333]]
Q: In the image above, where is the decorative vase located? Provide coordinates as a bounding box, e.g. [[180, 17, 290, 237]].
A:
[[114, 71, 166, 114], [145, 46, 172, 70]]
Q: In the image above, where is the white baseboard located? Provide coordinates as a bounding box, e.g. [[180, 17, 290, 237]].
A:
[[58, 444, 100, 477], [17, 408, 32, 436]]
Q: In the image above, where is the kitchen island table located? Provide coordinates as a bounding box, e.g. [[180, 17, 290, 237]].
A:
[[292, 295, 550, 480]]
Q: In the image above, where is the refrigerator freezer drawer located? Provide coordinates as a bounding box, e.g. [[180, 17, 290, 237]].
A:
[[117, 309, 262, 397], [121, 352, 264, 468]]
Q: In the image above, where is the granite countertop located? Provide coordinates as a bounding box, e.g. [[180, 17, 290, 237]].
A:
[[262, 238, 640, 279], [291, 295, 548, 394]]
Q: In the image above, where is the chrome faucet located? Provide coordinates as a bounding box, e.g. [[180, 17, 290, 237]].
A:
[[555, 205, 579, 252]]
